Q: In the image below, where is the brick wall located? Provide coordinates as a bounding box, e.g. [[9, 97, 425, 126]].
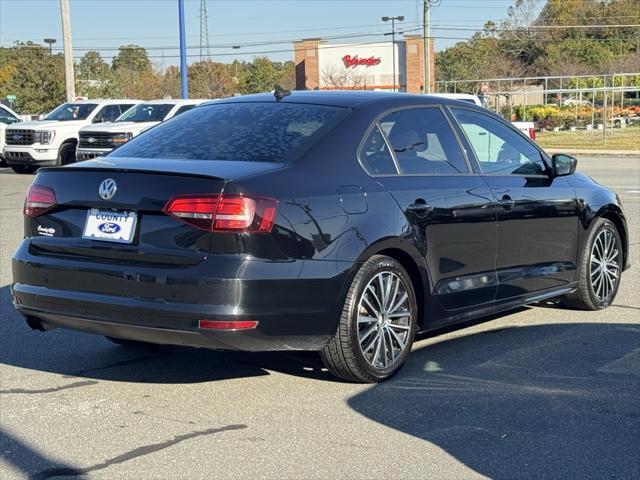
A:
[[404, 35, 435, 93], [293, 39, 321, 90]]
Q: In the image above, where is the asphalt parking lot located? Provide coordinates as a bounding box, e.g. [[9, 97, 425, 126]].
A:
[[1, 157, 638, 480]]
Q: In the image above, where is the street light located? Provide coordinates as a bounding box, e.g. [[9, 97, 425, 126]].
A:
[[382, 15, 404, 92], [43, 38, 56, 55]]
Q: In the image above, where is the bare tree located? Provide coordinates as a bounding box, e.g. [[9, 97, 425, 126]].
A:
[[322, 65, 367, 90]]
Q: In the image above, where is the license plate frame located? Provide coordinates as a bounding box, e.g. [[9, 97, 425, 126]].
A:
[[82, 208, 137, 244]]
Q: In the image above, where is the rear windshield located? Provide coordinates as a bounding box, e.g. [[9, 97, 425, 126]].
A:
[[117, 103, 173, 123], [45, 103, 98, 121], [110, 102, 347, 162]]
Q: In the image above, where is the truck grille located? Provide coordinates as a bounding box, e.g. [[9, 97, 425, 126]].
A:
[[6, 129, 35, 146], [79, 132, 117, 149]]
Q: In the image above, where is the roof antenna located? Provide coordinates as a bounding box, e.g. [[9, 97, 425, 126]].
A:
[[273, 85, 291, 102]]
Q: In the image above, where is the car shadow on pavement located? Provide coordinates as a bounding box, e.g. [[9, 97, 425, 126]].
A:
[[348, 321, 640, 480], [0, 285, 329, 384]]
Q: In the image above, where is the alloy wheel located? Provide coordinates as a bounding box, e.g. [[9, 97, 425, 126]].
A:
[[356, 271, 412, 370], [589, 228, 619, 303]]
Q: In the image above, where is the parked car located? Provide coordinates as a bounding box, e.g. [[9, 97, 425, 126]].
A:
[[431, 93, 483, 106], [4, 99, 140, 174], [0, 103, 22, 167], [76, 99, 206, 161], [562, 96, 590, 107], [12, 91, 628, 382]]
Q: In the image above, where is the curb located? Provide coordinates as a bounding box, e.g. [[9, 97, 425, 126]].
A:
[[543, 148, 640, 157]]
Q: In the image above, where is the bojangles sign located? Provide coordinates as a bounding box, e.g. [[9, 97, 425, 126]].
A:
[[342, 55, 382, 68]]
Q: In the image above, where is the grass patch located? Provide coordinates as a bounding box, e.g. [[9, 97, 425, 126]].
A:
[[537, 125, 640, 151]]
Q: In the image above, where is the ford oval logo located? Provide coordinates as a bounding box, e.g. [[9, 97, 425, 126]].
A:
[[98, 178, 117, 200], [88, 137, 96, 144], [12, 134, 21, 141], [98, 222, 121, 234]]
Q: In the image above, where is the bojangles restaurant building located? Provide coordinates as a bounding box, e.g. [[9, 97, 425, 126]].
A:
[[293, 35, 435, 93]]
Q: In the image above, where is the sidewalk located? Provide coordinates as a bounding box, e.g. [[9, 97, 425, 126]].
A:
[[543, 148, 639, 157]]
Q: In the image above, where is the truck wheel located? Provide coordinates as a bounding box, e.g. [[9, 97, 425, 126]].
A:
[[320, 255, 418, 383], [11, 165, 37, 174], [58, 143, 77, 166]]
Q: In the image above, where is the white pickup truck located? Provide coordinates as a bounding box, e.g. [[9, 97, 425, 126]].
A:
[[76, 99, 206, 160], [3, 99, 139, 173], [0, 104, 22, 167]]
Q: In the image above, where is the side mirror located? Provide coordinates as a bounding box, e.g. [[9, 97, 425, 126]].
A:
[[551, 154, 577, 177], [92, 115, 104, 124]]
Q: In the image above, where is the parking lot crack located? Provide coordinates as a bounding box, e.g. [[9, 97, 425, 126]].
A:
[[29, 424, 247, 480]]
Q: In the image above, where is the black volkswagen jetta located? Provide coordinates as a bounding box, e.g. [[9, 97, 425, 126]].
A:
[[12, 91, 629, 382]]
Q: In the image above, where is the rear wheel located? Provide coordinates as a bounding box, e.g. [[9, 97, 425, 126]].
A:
[[11, 165, 37, 174], [321, 255, 417, 383], [563, 218, 622, 310]]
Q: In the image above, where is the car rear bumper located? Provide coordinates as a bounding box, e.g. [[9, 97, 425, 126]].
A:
[[12, 242, 353, 351]]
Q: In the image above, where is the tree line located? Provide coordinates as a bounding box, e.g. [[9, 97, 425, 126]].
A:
[[0, 43, 295, 113], [436, 0, 640, 88]]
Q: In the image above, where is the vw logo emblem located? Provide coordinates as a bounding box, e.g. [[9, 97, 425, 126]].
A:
[[98, 178, 117, 200]]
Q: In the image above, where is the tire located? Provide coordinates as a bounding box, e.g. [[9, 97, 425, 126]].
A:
[[563, 218, 622, 310], [57, 143, 77, 166], [104, 336, 159, 350], [320, 255, 418, 383], [11, 165, 37, 174]]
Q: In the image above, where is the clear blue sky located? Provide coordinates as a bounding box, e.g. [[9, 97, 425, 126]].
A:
[[1, 0, 519, 67]]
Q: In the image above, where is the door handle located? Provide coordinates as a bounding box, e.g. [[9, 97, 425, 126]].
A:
[[407, 202, 434, 216], [498, 195, 515, 210]]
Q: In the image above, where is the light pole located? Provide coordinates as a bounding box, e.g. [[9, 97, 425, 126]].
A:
[[382, 16, 404, 92], [178, 0, 188, 99], [43, 38, 56, 55]]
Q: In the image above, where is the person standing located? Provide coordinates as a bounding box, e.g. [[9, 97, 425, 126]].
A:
[[480, 82, 489, 107]]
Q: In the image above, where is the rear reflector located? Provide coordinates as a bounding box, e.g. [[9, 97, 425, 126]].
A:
[[24, 184, 57, 217], [163, 194, 278, 233], [198, 320, 258, 331]]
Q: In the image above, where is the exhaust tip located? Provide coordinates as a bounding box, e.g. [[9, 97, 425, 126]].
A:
[[25, 315, 46, 331]]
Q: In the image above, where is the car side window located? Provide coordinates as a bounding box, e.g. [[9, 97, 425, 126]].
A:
[[451, 108, 547, 176], [94, 105, 121, 123], [118, 104, 136, 116], [359, 125, 397, 175], [378, 107, 468, 175], [173, 105, 196, 117]]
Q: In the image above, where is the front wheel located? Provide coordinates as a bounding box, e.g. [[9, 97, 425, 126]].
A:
[[321, 255, 418, 383], [57, 143, 77, 166], [563, 218, 622, 310]]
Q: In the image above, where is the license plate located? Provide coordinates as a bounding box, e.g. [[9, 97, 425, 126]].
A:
[[82, 209, 137, 244]]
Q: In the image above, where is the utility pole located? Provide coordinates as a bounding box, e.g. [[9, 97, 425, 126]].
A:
[[59, 0, 75, 101], [423, 1, 434, 94]]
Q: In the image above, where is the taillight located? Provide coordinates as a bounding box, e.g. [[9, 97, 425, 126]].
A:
[[528, 127, 536, 141], [24, 184, 56, 217], [163, 194, 278, 233]]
